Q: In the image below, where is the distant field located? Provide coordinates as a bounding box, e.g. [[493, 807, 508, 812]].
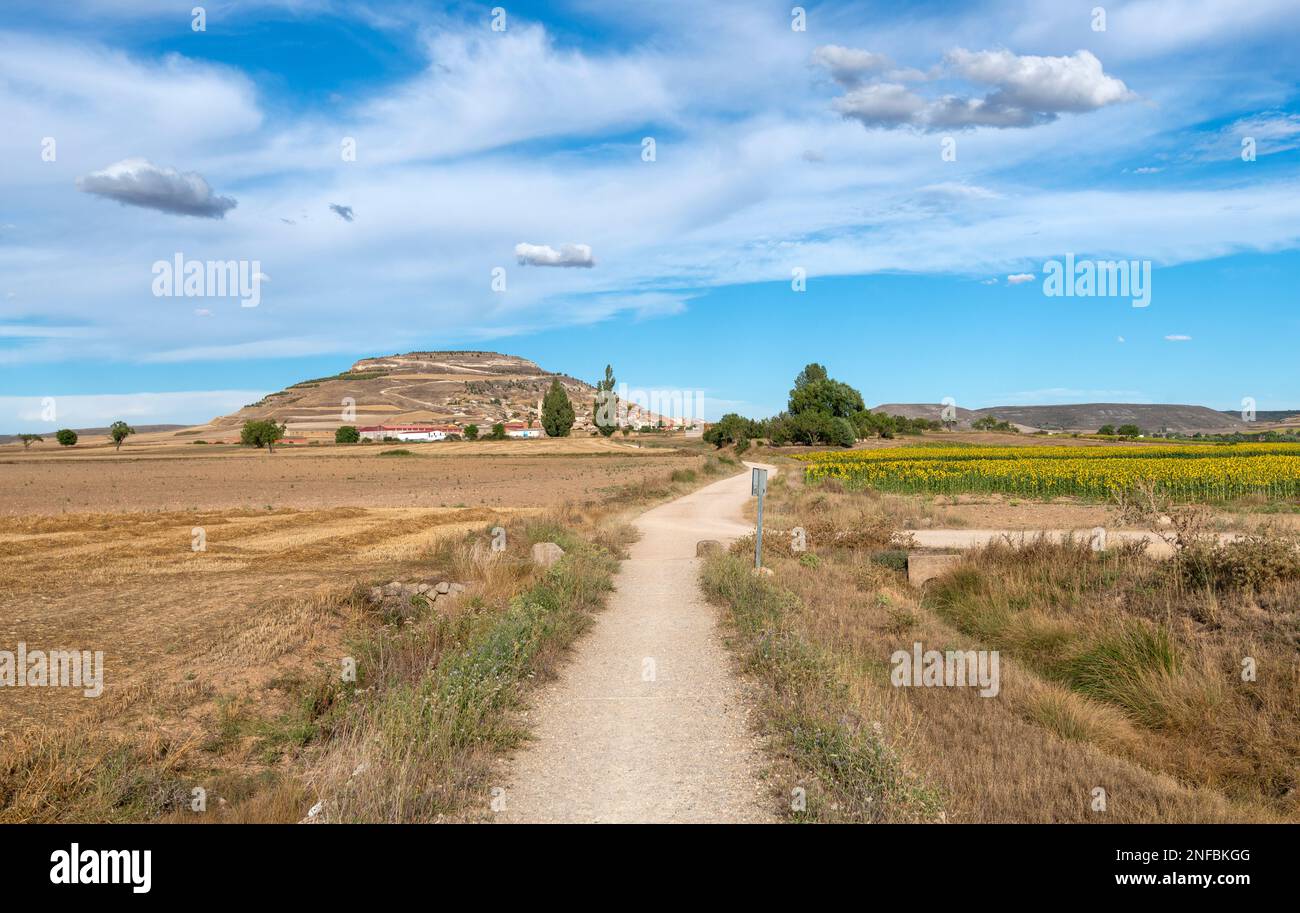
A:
[[0, 438, 692, 514], [796, 442, 1300, 501]]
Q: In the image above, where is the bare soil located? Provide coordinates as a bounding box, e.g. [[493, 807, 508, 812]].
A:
[[0, 439, 693, 514]]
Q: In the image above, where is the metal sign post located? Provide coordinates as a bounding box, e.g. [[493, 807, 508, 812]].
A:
[[751, 467, 768, 569]]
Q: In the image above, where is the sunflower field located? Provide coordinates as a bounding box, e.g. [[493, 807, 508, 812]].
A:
[[793, 443, 1300, 501]]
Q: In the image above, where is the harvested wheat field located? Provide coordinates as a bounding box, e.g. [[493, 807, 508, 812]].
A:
[[0, 437, 724, 822], [0, 505, 523, 735], [0, 437, 695, 514], [0, 501, 520, 821]]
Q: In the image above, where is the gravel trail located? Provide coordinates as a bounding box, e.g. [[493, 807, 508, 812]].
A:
[[496, 464, 776, 823]]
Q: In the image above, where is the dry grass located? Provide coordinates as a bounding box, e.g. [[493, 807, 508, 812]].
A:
[[925, 539, 1299, 815], [0, 452, 733, 823], [705, 471, 1296, 822], [300, 522, 621, 823]]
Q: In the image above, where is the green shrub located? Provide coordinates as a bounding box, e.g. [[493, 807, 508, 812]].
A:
[[870, 550, 909, 572]]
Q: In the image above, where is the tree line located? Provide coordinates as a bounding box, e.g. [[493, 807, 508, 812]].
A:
[[703, 363, 949, 451]]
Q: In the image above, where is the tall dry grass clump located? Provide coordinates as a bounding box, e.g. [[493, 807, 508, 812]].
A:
[[736, 471, 1294, 821]]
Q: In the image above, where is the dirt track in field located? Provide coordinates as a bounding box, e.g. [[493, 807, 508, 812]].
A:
[[496, 465, 776, 823]]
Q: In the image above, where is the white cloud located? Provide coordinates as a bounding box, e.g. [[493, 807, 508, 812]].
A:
[[917, 182, 1003, 204], [1006, 273, 1036, 284], [1165, 334, 1192, 341], [825, 47, 1134, 131], [0, 31, 261, 187], [0, 324, 94, 338], [351, 25, 674, 167], [833, 83, 928, 128], [2, 390, 266, 432], [515, 243, 595, 268], [1223, 112, 1300, 156], [946, 49, 1134, 113], [2, 12, 1299, 375], [1011, 0, 1300, 59], [76, 158, 237, 218], [811, 45, 894, 86]]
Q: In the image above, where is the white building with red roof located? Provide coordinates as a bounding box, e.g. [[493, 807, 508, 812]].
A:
[[356, 424, 460, 442]]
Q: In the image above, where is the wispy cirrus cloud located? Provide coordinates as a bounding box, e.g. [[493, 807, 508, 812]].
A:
[[2, 390, 267, 429]]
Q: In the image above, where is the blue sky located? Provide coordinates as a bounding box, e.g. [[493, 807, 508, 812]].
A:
[[2, 0, 1299, 431]]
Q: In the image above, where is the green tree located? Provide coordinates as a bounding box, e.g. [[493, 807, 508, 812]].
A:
[[1116, 423, 1141, 438], [784, 411, 855, 446], [55, 429, 78, 446], [788, 362, 864, 420], [703, 413, 760, 449], [793, 363, 828, 390], [1097, 424, 1116, 436], [789, 378, 864, 418], [542, 378, 575, 437], [971, 415, 1019, 433], [593, 364, 618, 437], [108, 421, 135, 451], [18, 433, 43, 449], [782, 363, 867, 445], [827, 416, 857, 447], [488, 422, 507, 440], [240, 419, 286, 453], [464, 424, 479, 441], [855, 409, 905, 439], [335, 425, 360, 444]]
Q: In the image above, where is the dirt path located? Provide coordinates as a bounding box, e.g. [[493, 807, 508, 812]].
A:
[[496, 464, 776, 823]]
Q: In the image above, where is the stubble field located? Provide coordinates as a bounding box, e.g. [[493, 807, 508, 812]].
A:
[[0, 436, 705, 821]]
